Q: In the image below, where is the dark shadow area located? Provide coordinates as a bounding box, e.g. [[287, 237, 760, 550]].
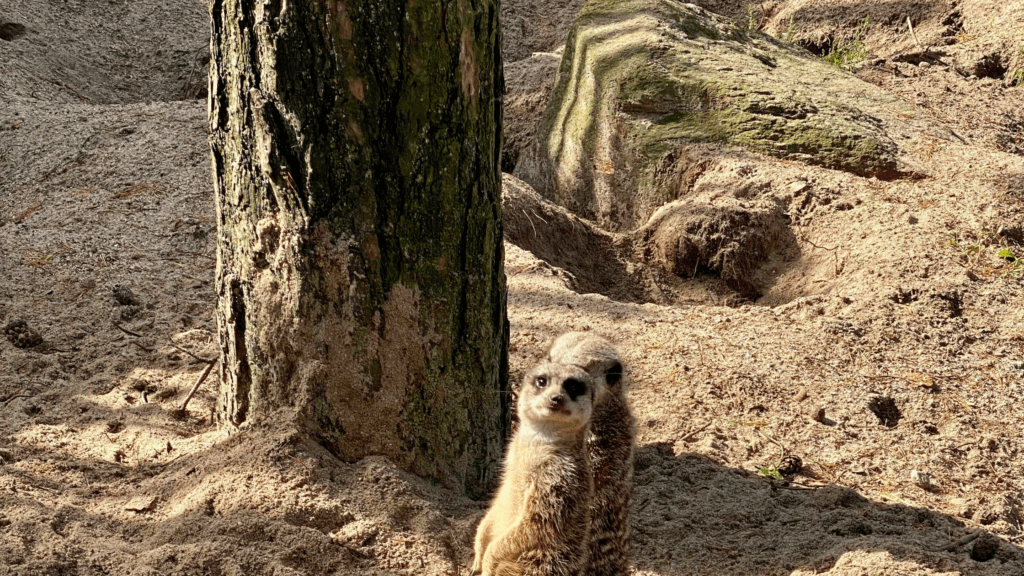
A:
[[0, 22, 27, 42], [630, 442, 1024, 575]]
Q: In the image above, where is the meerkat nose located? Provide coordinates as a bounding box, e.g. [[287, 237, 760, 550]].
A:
[[549, 394, 565, 407]]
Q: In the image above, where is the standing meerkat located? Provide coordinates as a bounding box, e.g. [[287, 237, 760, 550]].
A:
[[547, 332, 635, 576], [472, 362, 596, 576]]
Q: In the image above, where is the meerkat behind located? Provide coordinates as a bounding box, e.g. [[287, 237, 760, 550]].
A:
[[547, 332, 635, 576], [472, 362, 595, 576]]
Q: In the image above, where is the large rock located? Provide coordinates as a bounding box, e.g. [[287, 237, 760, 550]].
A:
[[515, 0, 937, 232]]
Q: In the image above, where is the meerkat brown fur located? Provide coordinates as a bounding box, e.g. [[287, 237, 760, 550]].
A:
[[472, 362, 596, 576], [547, 332, 635, 576]]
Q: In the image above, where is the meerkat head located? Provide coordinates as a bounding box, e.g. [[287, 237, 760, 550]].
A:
[[518, 362, 595, 436], [546, 332, 623, 407]]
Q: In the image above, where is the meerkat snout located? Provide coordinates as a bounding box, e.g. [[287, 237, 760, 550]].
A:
[[549, 391, 568, 409]]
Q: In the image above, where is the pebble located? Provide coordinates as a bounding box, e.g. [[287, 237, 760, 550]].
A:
[[788, 181, 809, 195], [910, 469, 934, 490], [4, 319, 43, 349], [809, 405, 825, 422], [112, 284, 141, 306]]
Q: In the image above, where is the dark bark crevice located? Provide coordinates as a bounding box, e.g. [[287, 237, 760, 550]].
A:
[[227, 278, 251, 425], [262, 100, 308, 211], [209, 0, 229, 132]]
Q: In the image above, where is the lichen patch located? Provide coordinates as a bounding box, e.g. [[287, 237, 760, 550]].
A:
[[459, 28, 480, 99]]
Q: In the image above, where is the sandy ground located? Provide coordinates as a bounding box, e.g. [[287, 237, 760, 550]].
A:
[[1, 0, 1023, 575]]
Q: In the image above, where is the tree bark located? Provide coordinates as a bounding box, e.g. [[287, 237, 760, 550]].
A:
[[208, 0, 508, 498]]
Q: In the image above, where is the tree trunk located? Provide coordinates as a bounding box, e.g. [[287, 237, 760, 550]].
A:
[[208, 0, 508, 498]]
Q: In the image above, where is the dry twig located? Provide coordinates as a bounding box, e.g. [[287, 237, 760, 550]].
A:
[[130, 340, 153, 353], [183, 45, 208, 99], [906, 17, 924, 51], [112, 321, 143, 338], [937, 529, 982, 552], [1, 394, 32, 407], [800, 235, 843, 275], [177, 360, 217, 414], [680, 421, 714, 442]]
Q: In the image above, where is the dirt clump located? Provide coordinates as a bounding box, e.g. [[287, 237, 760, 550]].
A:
[[111, 284, 141, 306], [503, 174, 786, 304], [633, 195, 790, 296], [4, 318, 43, 349]]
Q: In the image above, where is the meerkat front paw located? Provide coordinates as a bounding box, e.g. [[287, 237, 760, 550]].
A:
[[479, 550, 498, 576]]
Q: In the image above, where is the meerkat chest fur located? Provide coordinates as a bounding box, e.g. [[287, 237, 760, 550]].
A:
[[510, 423, 592, 527]]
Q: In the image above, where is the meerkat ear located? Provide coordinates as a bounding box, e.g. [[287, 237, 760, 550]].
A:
[[605, 362, 623, 386]]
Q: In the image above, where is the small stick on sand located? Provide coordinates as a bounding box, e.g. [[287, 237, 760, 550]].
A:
[[1, 394, 32, 407], [907, 17, 924, 50], [183, 45, 207, 98], [112, 321, 143, 338], [177, 360, 217, 415], [680, 421, 714, 442], [937, 529, 983, 552], [130, 340, 153, 353]]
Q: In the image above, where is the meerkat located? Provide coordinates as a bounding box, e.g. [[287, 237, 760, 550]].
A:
[[547, 332, 635, 576], [472, 362, 596, 576]]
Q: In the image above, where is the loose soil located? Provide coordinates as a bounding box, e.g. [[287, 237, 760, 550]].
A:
[[1, 1, 1023, 575]]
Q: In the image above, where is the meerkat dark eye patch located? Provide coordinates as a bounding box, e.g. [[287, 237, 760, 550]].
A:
[[605, 362, 622, 386], [562, 378, 587, 401]]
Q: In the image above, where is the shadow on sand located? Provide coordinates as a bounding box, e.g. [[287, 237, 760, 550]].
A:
[[628, 442, 1022, 575]]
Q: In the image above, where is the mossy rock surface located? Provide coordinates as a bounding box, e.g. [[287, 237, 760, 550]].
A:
[[514, 0, 928, 232]]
